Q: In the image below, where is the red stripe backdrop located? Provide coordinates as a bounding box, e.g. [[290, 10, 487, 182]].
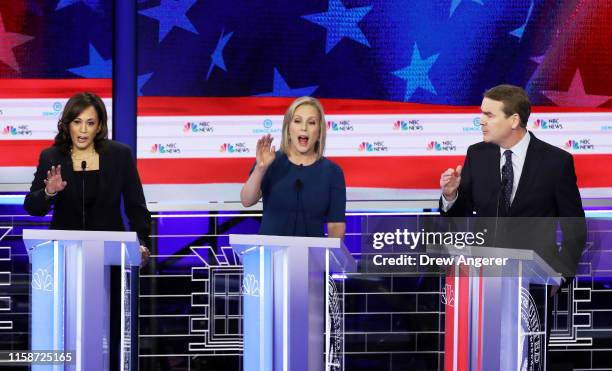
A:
[[1, 82, 611, 189]]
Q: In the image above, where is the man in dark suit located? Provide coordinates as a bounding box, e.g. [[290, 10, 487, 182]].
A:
[[439, 84, 586, 370], [439, 84, 586, 277]]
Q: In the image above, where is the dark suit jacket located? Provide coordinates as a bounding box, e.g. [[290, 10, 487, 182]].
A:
[[440, 131, 586, 276], [24, 140, 151, 247]]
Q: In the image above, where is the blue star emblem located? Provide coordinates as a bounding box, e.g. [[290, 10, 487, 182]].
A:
[[392, 43, 439, 101], [302, 0, 372, 54], [67, 44, 112, 78], [509, 0, 534, 39], [449, 0, 483, 18], [257, 68, 318, 97], [56, 0, 101, 11], [139, 0, 198, 43], [138, 73, 154, 96], [207, 30, 234, 80]]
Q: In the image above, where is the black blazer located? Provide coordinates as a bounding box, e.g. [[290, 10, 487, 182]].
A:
[[440, 132, 586, 276], [24, 140, 151, 247]]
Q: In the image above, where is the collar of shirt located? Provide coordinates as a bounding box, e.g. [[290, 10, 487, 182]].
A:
[[500, 130, 530, 167]]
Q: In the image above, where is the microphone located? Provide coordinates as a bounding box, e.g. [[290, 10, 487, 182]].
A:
[[81, 161, 86, 230]]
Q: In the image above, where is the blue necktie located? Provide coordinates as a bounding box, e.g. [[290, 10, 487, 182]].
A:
[[501, 150, 513, 215]]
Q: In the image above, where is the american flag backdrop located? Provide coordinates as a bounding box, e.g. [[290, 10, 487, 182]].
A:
[[1, 0, 611, 197], [0, 0, 112, 178]]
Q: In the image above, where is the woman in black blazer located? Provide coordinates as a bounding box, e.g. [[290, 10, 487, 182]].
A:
[[24, 92, 151, 259]]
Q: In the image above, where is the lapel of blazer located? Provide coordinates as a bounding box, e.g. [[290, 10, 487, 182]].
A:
[[94, 143, 110, 209], [510, 131, 541, 214], [58, 151, 77, 205], [483, 144, 501, 211]]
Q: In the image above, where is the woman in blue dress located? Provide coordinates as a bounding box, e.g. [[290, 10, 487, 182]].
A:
[[240, 96, 346, 238]]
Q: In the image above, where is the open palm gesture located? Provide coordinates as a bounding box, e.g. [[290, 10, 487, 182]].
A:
[[256, 134, 276, 169], [44, 165, 67, 194]]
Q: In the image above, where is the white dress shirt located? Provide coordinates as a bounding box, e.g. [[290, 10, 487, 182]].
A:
[[441, 131, 531, 211]]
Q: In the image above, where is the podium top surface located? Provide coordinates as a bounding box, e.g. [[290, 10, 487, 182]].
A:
[[230, 234, 342, 249], [229, 234, 357, 272], [23, 229, 139, 248], [22, 229, 141, 266], [427, 244, 562, 283]]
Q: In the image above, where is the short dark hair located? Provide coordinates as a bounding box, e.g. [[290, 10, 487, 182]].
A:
[[54, 92, 109, 154], [483, 84, 531, 128]]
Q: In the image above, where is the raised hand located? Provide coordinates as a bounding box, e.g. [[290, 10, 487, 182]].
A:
[[256, 134, 276, 169], [440, 165, 462, 200], [44, 165, 67, 195]]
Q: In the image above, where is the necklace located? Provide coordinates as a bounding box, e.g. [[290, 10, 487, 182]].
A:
[[71, 148, 97, 168], [71, 148, 96, 159]]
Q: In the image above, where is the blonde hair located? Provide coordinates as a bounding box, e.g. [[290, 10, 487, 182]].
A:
[[280, 96, 327, 159]]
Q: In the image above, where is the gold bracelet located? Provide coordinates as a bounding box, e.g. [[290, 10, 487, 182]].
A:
[[44, 188, 57, 197]]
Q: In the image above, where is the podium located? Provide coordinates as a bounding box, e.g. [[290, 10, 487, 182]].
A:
[[229, 234, 356, 371], [23, 229, 141, 371], [431, 245, 562, 371]]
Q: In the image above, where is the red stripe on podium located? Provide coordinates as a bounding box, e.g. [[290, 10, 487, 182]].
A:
[[457, 265, 470, 371], [444, 267, 456, 371], [477, 268, 483, 371]]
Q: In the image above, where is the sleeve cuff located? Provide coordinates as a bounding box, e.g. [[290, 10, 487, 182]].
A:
[[441, 192, 458, 212]]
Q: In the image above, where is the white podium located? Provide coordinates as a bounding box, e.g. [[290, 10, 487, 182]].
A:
[[430, 245, 561, 371], [23, 229, 141, 371], [230, 234, 356, 371]]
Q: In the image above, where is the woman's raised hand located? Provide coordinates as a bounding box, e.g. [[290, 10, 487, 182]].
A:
[[44, 165, 67, 194], [256, 134, 276, 169]]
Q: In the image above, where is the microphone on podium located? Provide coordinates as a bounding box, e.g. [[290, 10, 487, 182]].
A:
[[81, 161, 86, 230]]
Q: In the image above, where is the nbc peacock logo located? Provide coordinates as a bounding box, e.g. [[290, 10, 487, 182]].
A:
[[565, 139, 594, 151], [427, 140, 456, 152], [394, 120, 423, 131], [2, 125, 32, 136], [533, 118, 562, 130], [151, 143, 181, 154], [2, 126, 16, 135], [427, 141, 442, 151], [358, 142, 373, 152], [220, 142, 250, 153], [220, 143, 234, 153], [358, 141, 388, 152], [184, 121, 213, 133], [564, 140, 579, 150], [393, 120, 408, 131], [327, 120, 354, 132], [242, 274, 260, 297], [32, 268, 53, 292]]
